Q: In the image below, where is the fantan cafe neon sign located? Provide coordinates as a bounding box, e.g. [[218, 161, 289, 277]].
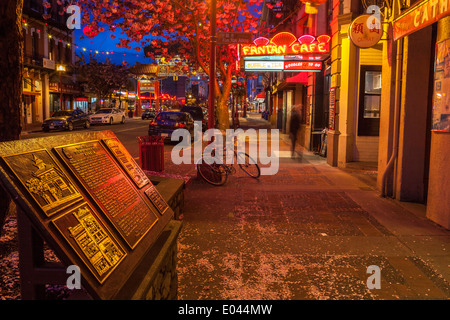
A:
[[242, 32, 331, 57]]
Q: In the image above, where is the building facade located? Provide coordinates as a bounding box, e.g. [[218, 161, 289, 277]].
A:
[[22, 0, 77, 127], [326, 0, 383, 167], [325, 0, 449, 229], [376, 0, 449, 229], [259, 0, 332, 152], [258, 0, 449, 229]]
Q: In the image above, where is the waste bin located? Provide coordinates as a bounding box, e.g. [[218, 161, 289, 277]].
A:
[[137, 136, 165, 172]]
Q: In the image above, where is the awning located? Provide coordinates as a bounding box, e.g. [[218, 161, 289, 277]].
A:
[[286, 72, 308, 85], [130, 63, 159, 75], [256, 92, 265, 99]]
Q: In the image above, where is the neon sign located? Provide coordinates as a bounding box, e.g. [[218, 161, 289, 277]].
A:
[[244, 60, 322, 72], [393, 0, 450, 41], [284, 61, 322, 71], [241, 32, 331, 57]]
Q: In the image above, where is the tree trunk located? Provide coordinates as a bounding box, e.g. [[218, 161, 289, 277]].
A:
[[215, 77, 232, 131], [216, 95, 231, 131], [0, 0, 23, 141], [0, 0, 23, 236]]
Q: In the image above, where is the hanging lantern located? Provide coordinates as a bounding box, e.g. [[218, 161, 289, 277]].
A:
[[298, 0, 327, 14], [82, 25, 99, 38]]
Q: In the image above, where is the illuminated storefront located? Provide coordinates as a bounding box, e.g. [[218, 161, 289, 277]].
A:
[[375, 0, 450, 228], [242, 31, 330, 149]]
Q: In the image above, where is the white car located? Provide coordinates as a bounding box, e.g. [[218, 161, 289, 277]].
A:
[[89, 108, 126, 125]]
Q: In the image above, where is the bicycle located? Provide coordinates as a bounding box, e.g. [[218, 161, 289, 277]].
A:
[[196, 144, 261, 186]]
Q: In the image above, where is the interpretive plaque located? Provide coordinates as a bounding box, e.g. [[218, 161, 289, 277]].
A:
[[52, 202, 126, 283], [54, 141, 158, 249], [2, 149, 83, 217], [0, 130, 176, 299], [145, 185, 169, 215], [101, 137, 150, 189]]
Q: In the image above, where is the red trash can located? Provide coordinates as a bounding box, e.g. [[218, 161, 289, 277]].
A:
[[137, 136, 165, 172]]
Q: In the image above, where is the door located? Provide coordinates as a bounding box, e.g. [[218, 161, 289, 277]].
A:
[[74, 109, 84, 126], [358, 65, 382, 136], [113, 109, 121, 122]]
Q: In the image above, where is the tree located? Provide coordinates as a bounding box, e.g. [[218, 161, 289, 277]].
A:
[[77, 0, 264, 130], [75, 55, 130, 110], [0, 0, 23, 235]]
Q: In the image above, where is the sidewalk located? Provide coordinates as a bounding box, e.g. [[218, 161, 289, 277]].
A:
[[174, 115, 450, 300]]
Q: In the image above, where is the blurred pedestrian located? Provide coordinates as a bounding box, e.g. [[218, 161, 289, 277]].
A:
[[289, 105, 301, 158]]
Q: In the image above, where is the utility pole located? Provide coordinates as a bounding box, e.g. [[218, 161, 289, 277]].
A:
[[208, 0, 217, 129]]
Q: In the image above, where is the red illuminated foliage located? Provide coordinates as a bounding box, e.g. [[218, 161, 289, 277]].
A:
[[75, 0, 264, 130]]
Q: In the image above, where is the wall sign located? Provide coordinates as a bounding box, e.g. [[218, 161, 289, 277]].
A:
[[432, 38, 450, 132], [241, 32, 330, 57], [284, 61, 322, 71], [244, 60, 322, 72], [393, 0, 450, 41], [349, 14, 382, 48], [329, 87, 336, 130]]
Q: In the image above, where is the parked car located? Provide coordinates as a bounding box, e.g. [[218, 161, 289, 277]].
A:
[[142, 108, 157, 120], [42, 109, 90, 132], [89, 108, 126, 125], [180, 106, 207, 131], [148, 111, 195, 140]]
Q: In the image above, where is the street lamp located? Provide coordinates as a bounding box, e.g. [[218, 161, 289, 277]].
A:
[[57, 65, 66, 110]]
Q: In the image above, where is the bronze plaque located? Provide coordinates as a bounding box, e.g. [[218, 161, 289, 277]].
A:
[[101, 137, 150, 189], [52, 202, 126, 283], [54, 141, 158, 249], [1, 149, 83, 217], [144, 185, 169, 215]]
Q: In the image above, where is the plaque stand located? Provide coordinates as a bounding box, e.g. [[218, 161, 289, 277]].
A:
[[16, 206, 182, 300], [0, 131, 183, 299], [16, 208, 89, 300]]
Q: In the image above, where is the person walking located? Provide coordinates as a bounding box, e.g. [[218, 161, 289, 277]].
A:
[[289, 105, 301, 158]]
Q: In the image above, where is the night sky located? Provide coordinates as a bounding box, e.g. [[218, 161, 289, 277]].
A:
[[74, 26, 154, 66]]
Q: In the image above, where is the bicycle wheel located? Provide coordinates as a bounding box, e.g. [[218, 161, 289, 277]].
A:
[[197, 162, 228, 186], [236, 152, 261, 178]]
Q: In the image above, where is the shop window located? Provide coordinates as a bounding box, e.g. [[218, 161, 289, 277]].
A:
[[358, 65, 381, 136], [65, 46, 71, 63], [301, 85, 307, 124], [49, 39, 54, 60], [23, 78, 32, 91], [32, 32, 39, 59], [58, 42, 62, 63]]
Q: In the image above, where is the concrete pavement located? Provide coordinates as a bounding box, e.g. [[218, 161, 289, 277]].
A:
[[169, 113, 450, 300]]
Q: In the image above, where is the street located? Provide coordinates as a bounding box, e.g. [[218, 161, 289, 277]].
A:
[[1, 0, 449, 305], [6, 113, 448, 300], [21, 117, 152, 159]]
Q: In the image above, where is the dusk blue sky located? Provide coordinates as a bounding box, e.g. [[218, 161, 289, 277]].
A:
[[74, 26, 153, 66]]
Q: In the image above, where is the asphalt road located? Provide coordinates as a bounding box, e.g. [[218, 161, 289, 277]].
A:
[[21, 118, 158, 159]]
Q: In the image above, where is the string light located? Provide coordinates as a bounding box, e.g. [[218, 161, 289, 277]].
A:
[[75, 46, 147, 58]]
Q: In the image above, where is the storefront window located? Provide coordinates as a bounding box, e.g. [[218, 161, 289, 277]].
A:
[[358, 66, 382, 136], [363, 95, 381, 118]]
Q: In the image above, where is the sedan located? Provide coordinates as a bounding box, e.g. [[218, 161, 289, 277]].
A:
[[148, 111, 195, 141], [89, 108, 126, 125], [142, 108, 157, 120], [180, 105, 207, 131], [42, 109, 90, 132]]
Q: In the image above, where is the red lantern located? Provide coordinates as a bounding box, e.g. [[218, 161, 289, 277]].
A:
[[82, 25, 99, 38]]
